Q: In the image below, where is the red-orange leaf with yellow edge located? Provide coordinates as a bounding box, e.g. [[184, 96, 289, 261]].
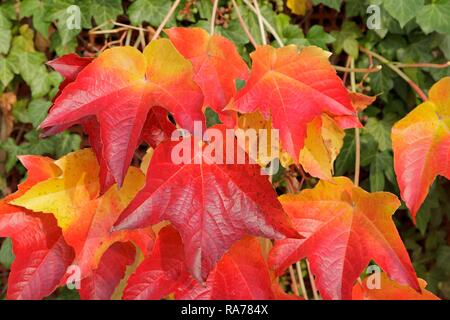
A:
[[40, 40, 204, 187], [269, 177, 419, 300], [0, 156, 74, 300], [166, 27, 248, 127], [10, 149, 154, 279], [227, 45, 360, 163], [392, 77, 450, 221]]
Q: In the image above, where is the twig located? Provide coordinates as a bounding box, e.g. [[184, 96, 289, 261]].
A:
[[360, 47, 428, 101], [289, 266, 300, 295], [139, 23, 146, 50], [152, 0, 181, 41], [306, 259, 320, 300], [296, 261, 309, 300], [231, 0, 257, 47], [243, 0, 284, 47], [350, 58, 361, 187], [252, 0, 266, 45], [334, 65, 381, 73], [393, 62, 450, 69], [210, 0, 219, 35]]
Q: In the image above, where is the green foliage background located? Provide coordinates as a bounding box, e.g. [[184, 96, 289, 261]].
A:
[[0, 0, 449, 299]]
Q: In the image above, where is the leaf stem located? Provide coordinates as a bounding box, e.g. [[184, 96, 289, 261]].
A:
[[334, 65, 382, 73], [231, 0, 258, 48], [210, 0, 219, 35], [289, 266, 300, 295], [243, 0, 284, 47], [152, 0, 181, 41], [350, 58, 361, 187], [360, 47, 428, 101], [252, 0, 267, 45], [306, 259, 319, 300], [393, 62, 450, 69], [296, 261, 309, 300]]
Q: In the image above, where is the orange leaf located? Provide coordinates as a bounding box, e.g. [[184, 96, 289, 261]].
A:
[[353, 272, 440, 300], [392, 77, 450, 221], [10, 149, 154, 279], [269, 177, 419, 300], [166, 27, 248, 126]]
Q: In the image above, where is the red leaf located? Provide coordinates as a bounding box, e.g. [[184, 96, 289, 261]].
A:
[[47, 53, 93, 100], [227, 45, 360, 162], [123, 225, 189, 300], [166, 27, 248, 127], [115, 126, 299, 281], [0, 156, 74, 300], [176, 237, 286, 300], [41, 41, 204, 187], [80, 242, 136, 300], [269, 177, 419, 300]]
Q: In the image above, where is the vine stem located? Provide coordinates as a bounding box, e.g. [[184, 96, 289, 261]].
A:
[[152, 0, 181, 41], [296, 261, 309, 300], [334, 65, 382, 73], [289, 266, 300, 296], [231, 0, 258, 48], [252, 0, 267, 45], [350, 58, 361, 187], [210, 0, 219, 35], [306, 259, 319, 300], [243, 0, 284, 47], [360, 47, 428, 102], [393, 62, 450, 69]]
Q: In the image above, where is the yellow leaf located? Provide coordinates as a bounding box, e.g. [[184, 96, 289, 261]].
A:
[[287, 0, 309, 16]]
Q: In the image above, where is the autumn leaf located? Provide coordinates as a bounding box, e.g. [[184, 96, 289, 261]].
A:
[[237, 112, 343, 180], [114, 125, 299, 281], [80, 242, 136, 300], [392, 77, 450, 221], [40, 40, 204, 187], [176, 236, 294, 300], [0, 156, 74, 300], [46, 53, 93, 100], [123, 225, 189, 300], [166, 27, 248, 127], [10, 149, 154, 279], [269, 177, 419, 300], [352, 272, 440, 300], [227, 45, 360, 164], [45, 54, 175, 193]]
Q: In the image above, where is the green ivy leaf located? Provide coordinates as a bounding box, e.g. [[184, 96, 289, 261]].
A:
[[20, 0, 51, 38], [0, 238, 14, 269], [331, 21, 361, 58], [364, 115, 395, 152], [306, 25, 335, 49], [0, 55, 14, 87], [28, 99, 52, 128], [369, 151, 393, 192], [416, 0, 450, 34], [0, 11, 12, 54], [383, 0, 424, 28], [87, 0, 123, 28], [128, 0, 173, 27]]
